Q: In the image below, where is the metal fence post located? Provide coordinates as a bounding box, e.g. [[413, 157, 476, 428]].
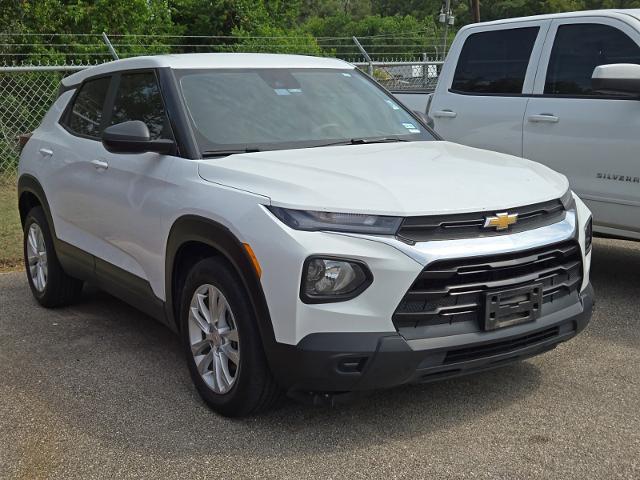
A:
[[102, 32, 119, 60], [422, 52, 427, 89], [352, 36, 373, 76]]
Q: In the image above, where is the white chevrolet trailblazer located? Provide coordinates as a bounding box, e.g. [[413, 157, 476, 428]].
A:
[[18, 54, 593, 416]]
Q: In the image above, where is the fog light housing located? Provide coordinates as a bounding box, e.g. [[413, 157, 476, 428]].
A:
[[301, 257, 373, 304], [585, 216, 593, 253]]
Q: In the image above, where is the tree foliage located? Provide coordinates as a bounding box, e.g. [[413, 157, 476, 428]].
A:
[[2, 0, 640, 55]]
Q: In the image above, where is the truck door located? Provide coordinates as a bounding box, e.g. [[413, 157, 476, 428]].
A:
[[430, 20, 549, 157], [523, 16, 640, 238]]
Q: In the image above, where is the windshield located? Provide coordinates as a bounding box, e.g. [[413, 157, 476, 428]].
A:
[[175, 68, 435, 155]]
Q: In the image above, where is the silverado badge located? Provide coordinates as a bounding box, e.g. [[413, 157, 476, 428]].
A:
[[484, 212, 518, 231]]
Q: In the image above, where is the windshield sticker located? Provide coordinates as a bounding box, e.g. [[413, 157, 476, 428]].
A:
[[274, 89, 291, 96], [385, 99, 401, 110], [341, 72, 352, 77], [401, 122, 421, 133]]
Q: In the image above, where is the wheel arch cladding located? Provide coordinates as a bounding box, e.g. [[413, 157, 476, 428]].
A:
[[165, 215, 279, 352], [17, 175, 51, 229]]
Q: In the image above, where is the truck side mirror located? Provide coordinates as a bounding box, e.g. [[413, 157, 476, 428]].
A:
[[413, 110, 435, 129], [591, 63, 640, 96]]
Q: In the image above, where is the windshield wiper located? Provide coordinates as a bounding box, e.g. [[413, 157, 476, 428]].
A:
[[202, 148, 261, 158], [311, 137, 412, 148]]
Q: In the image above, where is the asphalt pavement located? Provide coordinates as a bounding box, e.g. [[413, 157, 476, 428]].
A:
[[1, 238, 639, 479]]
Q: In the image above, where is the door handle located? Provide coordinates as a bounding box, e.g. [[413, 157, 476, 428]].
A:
[[90, 159, 109, 170], [432, 110, 457, 118], [39, 148, 53, 157], [527, 114, 559, 123]]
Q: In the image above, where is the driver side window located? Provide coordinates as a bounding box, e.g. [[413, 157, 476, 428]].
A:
[[545, 23, 640, 95], [110, 72, 173, 140]]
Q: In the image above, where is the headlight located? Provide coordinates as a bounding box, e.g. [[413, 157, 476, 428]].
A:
[[301, 257, 373, 303], [268, 206, 402, 235], [561, 189, 576, 210], [585, 216, 593, 253]]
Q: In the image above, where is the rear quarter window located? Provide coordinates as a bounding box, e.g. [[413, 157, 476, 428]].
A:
[[452, 27, 540, 94]]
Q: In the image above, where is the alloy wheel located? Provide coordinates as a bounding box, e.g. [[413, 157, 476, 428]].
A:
[[27, 223, 47, 292], [188, 284, 240, 394]]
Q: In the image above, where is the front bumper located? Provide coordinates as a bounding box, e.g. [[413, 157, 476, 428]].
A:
[[269, 285, 593, 393]]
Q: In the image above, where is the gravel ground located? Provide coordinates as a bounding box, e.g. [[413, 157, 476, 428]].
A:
[[1, 237, 639, 479]]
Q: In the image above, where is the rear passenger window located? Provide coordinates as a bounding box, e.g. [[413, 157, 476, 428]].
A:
[[110, 72, 171, 140], [545, 23, 640, 95], [452, 27, 539, 94], [65, 77, 110, 138]]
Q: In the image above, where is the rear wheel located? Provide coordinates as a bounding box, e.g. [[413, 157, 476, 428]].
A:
[[23, 207, 83, 307], [180, 257, 280, 417]]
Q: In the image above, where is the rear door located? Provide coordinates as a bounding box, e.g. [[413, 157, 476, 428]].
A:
[[523, 16, 640, 237], [430, 20, 549, 156], [48, 75, 112, 257]]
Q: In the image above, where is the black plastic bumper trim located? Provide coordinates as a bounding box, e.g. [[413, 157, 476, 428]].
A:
[[270, 284, 593, 394]]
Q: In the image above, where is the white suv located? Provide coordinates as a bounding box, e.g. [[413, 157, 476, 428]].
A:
[[18, 53, 593, 416]]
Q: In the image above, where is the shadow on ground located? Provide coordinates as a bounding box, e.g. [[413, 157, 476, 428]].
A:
[[1, 275, 543, 460], [1, 237, 637, 462]]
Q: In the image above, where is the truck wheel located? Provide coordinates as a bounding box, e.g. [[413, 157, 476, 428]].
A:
[[180, 257, 280, 417], [23, 206, 83, 307]]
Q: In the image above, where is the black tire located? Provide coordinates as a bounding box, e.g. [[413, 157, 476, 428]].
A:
[[180, 257, 281, 417], [23, 206, 83, 307]]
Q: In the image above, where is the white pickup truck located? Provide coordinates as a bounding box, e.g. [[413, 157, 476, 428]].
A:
[[428, 9, 640, 241]]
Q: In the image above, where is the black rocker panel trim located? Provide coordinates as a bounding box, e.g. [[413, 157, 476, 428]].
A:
[[94, 256, 167, 324]]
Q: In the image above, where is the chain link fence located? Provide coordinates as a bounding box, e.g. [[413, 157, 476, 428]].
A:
[[0, 34, 444, 179], [0, 67, 74, 180], [354, 60, 442, 91]]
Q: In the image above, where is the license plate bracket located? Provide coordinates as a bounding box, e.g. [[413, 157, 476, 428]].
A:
[[483, 283, 543, 331]]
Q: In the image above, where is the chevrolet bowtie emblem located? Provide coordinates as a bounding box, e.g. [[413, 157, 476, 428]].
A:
[[484, 212, 518, 231]]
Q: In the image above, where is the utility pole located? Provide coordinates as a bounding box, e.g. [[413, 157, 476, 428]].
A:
[[471, 0, 481, 23], [439, 0, 455, 57]]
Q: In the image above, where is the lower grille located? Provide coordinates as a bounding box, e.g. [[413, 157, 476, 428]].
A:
[[443, 326, 560, 364], [393, 240, 582, 339]]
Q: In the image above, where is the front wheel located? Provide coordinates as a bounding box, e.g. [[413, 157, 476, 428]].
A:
[[180, 257, 280, 416]]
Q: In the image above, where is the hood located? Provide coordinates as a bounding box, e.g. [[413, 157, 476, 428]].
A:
[[197, 141, 569, 216]]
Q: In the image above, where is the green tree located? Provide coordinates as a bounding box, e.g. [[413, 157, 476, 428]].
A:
[[304, 13, 440, 59]]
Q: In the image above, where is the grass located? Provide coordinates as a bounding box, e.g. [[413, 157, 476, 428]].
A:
[[0, 180, 23, 272]]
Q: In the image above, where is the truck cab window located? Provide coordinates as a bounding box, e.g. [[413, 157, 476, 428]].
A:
[[545, 23, 640, 96], [452, 27, 539, 94]]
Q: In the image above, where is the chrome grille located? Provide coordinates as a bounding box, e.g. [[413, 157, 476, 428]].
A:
[[393, 241, 582, 340]]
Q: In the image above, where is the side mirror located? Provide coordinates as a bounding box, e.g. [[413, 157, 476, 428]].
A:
[[592, 63, 640, 96], [102, 120, 176, 155], [413, 109, 435, 129]]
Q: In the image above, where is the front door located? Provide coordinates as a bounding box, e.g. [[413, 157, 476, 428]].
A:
[[90, 70, 176, 297], [523, 17, 640, 237]]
